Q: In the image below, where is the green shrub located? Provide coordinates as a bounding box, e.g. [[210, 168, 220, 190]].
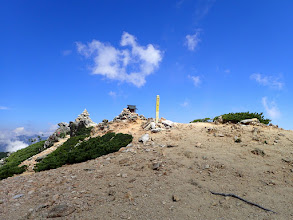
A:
[[75, 126, 93, 136], [35, 132, 132, 172], [190, 118, 212, 123], [0, 152, 8, 160], [0, 141, 45, 180], [213, 112, 271, 124]]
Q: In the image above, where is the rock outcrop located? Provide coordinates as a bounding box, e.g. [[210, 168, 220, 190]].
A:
[[43, 122, 70, 149]]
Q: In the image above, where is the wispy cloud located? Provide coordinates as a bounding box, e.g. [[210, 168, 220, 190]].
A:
[[62, 50, 72, 56], [108, 91, 117, 98], [194, 0, 216, 21], [180, 100, 189, 107], [224, 69, 230, 74], [76, 32, 163, 87], [185, 30, 201, 51], [262, 97, 281, 120], [188, 75, 201, 87], [0, 106, 9, 110], [250, 73, 284, 90]]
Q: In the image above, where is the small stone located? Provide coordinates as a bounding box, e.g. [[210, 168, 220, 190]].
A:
[[152, 162, 161, 170], [172, 194, 180, 202], [167, 144, 178, 148], [184, 151, 193, 158], [204, 164, 210, 169], [202, 156, 208, 160], [13, 194, 24, 199], [108, 190, 116, 196], [151, 128, 161, 133], [122, 173, 128, 178], [194, 142, 202, 148], [251, 148, 265, 157], [234, 136, 241, 143], [47, 204, 75, 218], [218, 134, 225, 137]]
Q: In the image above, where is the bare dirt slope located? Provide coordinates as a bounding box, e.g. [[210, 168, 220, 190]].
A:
[[1, 120, 293, 220]]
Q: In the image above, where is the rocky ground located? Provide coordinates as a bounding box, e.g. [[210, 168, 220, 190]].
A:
[[1, 115, 293, 219]]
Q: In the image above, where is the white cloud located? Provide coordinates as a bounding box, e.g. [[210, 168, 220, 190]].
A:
[[0, 125, 56, 152], [76, 32, 163, 87], [224, 69, 230, 74], [185, 30, 201, 51], [188, 75, 201, 87], [5, 140, 28, 152], [0, 106, 9, 110], [262, 97, 281, 119], [250, 73, 284, 90]]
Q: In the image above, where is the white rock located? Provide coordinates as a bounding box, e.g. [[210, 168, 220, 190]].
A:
[[161, 120, 174, 127], [150, 122, 156, 129], [139, 134, 150, 144], [240, 118, 259, 125]]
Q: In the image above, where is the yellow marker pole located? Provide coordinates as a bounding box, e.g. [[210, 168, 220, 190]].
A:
[[156, 95, 160, 123]]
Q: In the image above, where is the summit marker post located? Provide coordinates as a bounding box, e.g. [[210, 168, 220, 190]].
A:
[[156, 95, 160, 123]]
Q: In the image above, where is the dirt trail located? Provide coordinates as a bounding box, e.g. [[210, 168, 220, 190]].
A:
[[19, 136, 70, 174]]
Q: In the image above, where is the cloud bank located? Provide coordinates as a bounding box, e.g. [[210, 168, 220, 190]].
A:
[[250, 73, 284, 90], [77, 32, 163, 87]]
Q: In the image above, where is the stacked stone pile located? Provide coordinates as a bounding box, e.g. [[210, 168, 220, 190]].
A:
[[69, 109, 97, 137], [113, 108, 146, 122]]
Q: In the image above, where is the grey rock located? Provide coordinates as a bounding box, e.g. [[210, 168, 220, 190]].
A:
[[240, 118, 260, 125], [139, 134, 150, 144], [47, 204, 75, 218], [152, 162, 161, 170], [13, 194, 24, 199], [151, 128, 161, 133], [161, 120, 174, 127], [234, 136, 241, 143], [172, 194, 180, 202], [251, 148, 265, 156]]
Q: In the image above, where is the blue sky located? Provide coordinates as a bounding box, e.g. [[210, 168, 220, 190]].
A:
[[1, 0, 293, 143]]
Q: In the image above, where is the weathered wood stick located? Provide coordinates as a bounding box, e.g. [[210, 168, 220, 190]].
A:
[[210, 191, 277, 214]]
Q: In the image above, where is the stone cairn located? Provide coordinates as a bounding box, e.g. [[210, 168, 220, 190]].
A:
[[69, 109, 97, 137], [113, 108, 146, 122]]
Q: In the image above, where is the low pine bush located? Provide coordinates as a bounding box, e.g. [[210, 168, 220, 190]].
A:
[[0, 152, 8, 160], [190, 118, 212, 123], [214, 112, 271, 124], [0, 141, 45, 180], [35, 132, 133, 172]]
